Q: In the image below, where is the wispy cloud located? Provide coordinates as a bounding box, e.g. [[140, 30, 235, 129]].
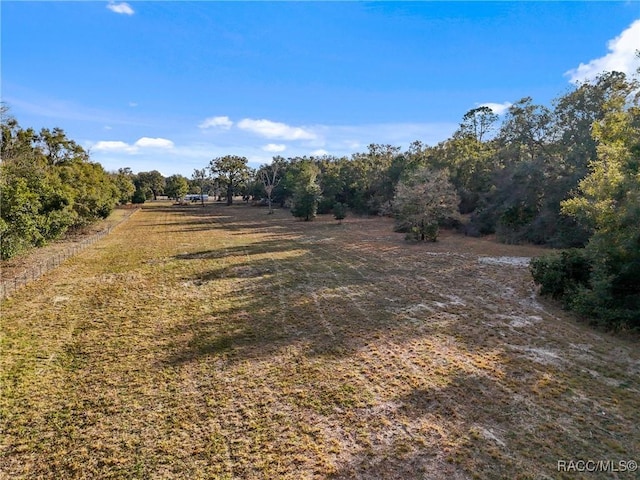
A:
[[199, 116, 233, 130], [478, 102, 513, 115], [107, 2, 134, 15], [90, 121, 459, 176], [262, 143, 287, 153], [566, 19, 640, 83], [310, 149, 329, 156], [237, 118, 317, 141], [3, 89, 154, 128]]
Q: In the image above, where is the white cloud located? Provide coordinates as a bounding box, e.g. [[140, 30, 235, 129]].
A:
[[134, 137, 174, 149], [93, 140, 135, 153], [478, 102, 513, 115], [128, 102, 138, 107], [310, 149, 329, 156], [92, 137, 174, 154], [107, 2, 134, 15], [237, 118, 317, 140], [262, 143, 287, 153], [566, 19, 640, 83], [199, 116, 233, 129]]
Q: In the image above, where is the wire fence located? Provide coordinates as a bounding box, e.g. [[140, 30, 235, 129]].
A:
[[0, 208, 139, 300]]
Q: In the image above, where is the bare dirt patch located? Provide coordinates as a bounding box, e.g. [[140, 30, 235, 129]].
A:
[[1, 202, 638, 479]]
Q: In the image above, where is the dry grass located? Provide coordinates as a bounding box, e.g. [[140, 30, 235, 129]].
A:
[[0, 206, 135, 282], [1, 201, 638, 479]]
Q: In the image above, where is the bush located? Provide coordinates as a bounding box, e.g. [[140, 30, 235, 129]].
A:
[[530, 250, 591, 302], [132, 188, 147, 204], [317, 196, 335, 214], [531, 249, 640, 330]]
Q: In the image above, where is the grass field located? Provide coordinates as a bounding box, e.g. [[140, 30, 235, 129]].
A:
[[1, 202, 638, 479]]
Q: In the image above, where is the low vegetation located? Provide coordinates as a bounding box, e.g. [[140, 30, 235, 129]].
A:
[[2, 202, 638, 479]]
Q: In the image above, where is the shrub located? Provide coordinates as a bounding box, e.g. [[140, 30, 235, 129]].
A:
[[333, 202, 347, 223], [530, 250, 591, 302], [132, 188, 147, 204]]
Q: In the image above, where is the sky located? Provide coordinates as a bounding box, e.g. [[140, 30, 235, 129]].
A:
[[2, 1, 639, 177]]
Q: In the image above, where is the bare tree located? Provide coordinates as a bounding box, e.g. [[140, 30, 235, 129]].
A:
[[259, 163, 280, 214], [192, 168, 208, 207]]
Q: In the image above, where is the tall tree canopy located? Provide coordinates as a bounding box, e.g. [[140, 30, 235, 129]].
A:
[[209, 155, 250, 205], [165, 174, 189, 201]]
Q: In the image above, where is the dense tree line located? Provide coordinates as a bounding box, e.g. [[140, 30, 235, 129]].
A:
[[0, 107, 126, 259]]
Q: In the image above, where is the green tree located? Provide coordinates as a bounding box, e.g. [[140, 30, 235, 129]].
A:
[[136, 170, 165, 200], [0, 176, 43, 258], [498, 97, 553, 164], [209, 155, 250, 205], [459, 106, 499, 143], [59, 161, 118, 224], [346, 144, 401, 214], [111, 168, 135, 205], [0, 112, 118, 258], [393, 167, 459, 242], [558, 81, 640, 326], [316, 156, 345, 214], [333, 202, 347, 224], [132, 187, 147, 204], [37, 127, 89, 165], [291, 160, 322, 221], [165, 174, 189, 201]]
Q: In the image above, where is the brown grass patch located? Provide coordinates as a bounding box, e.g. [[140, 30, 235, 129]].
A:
[[1, 202, 638, 479]]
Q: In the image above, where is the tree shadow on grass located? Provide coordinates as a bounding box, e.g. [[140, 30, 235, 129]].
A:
[[173, 237, 303, 261], [325, 374, 512, 480], [159, 223, 483, 367]]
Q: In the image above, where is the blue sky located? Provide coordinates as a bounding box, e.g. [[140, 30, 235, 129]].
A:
[[2, 1, 639, 177]]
